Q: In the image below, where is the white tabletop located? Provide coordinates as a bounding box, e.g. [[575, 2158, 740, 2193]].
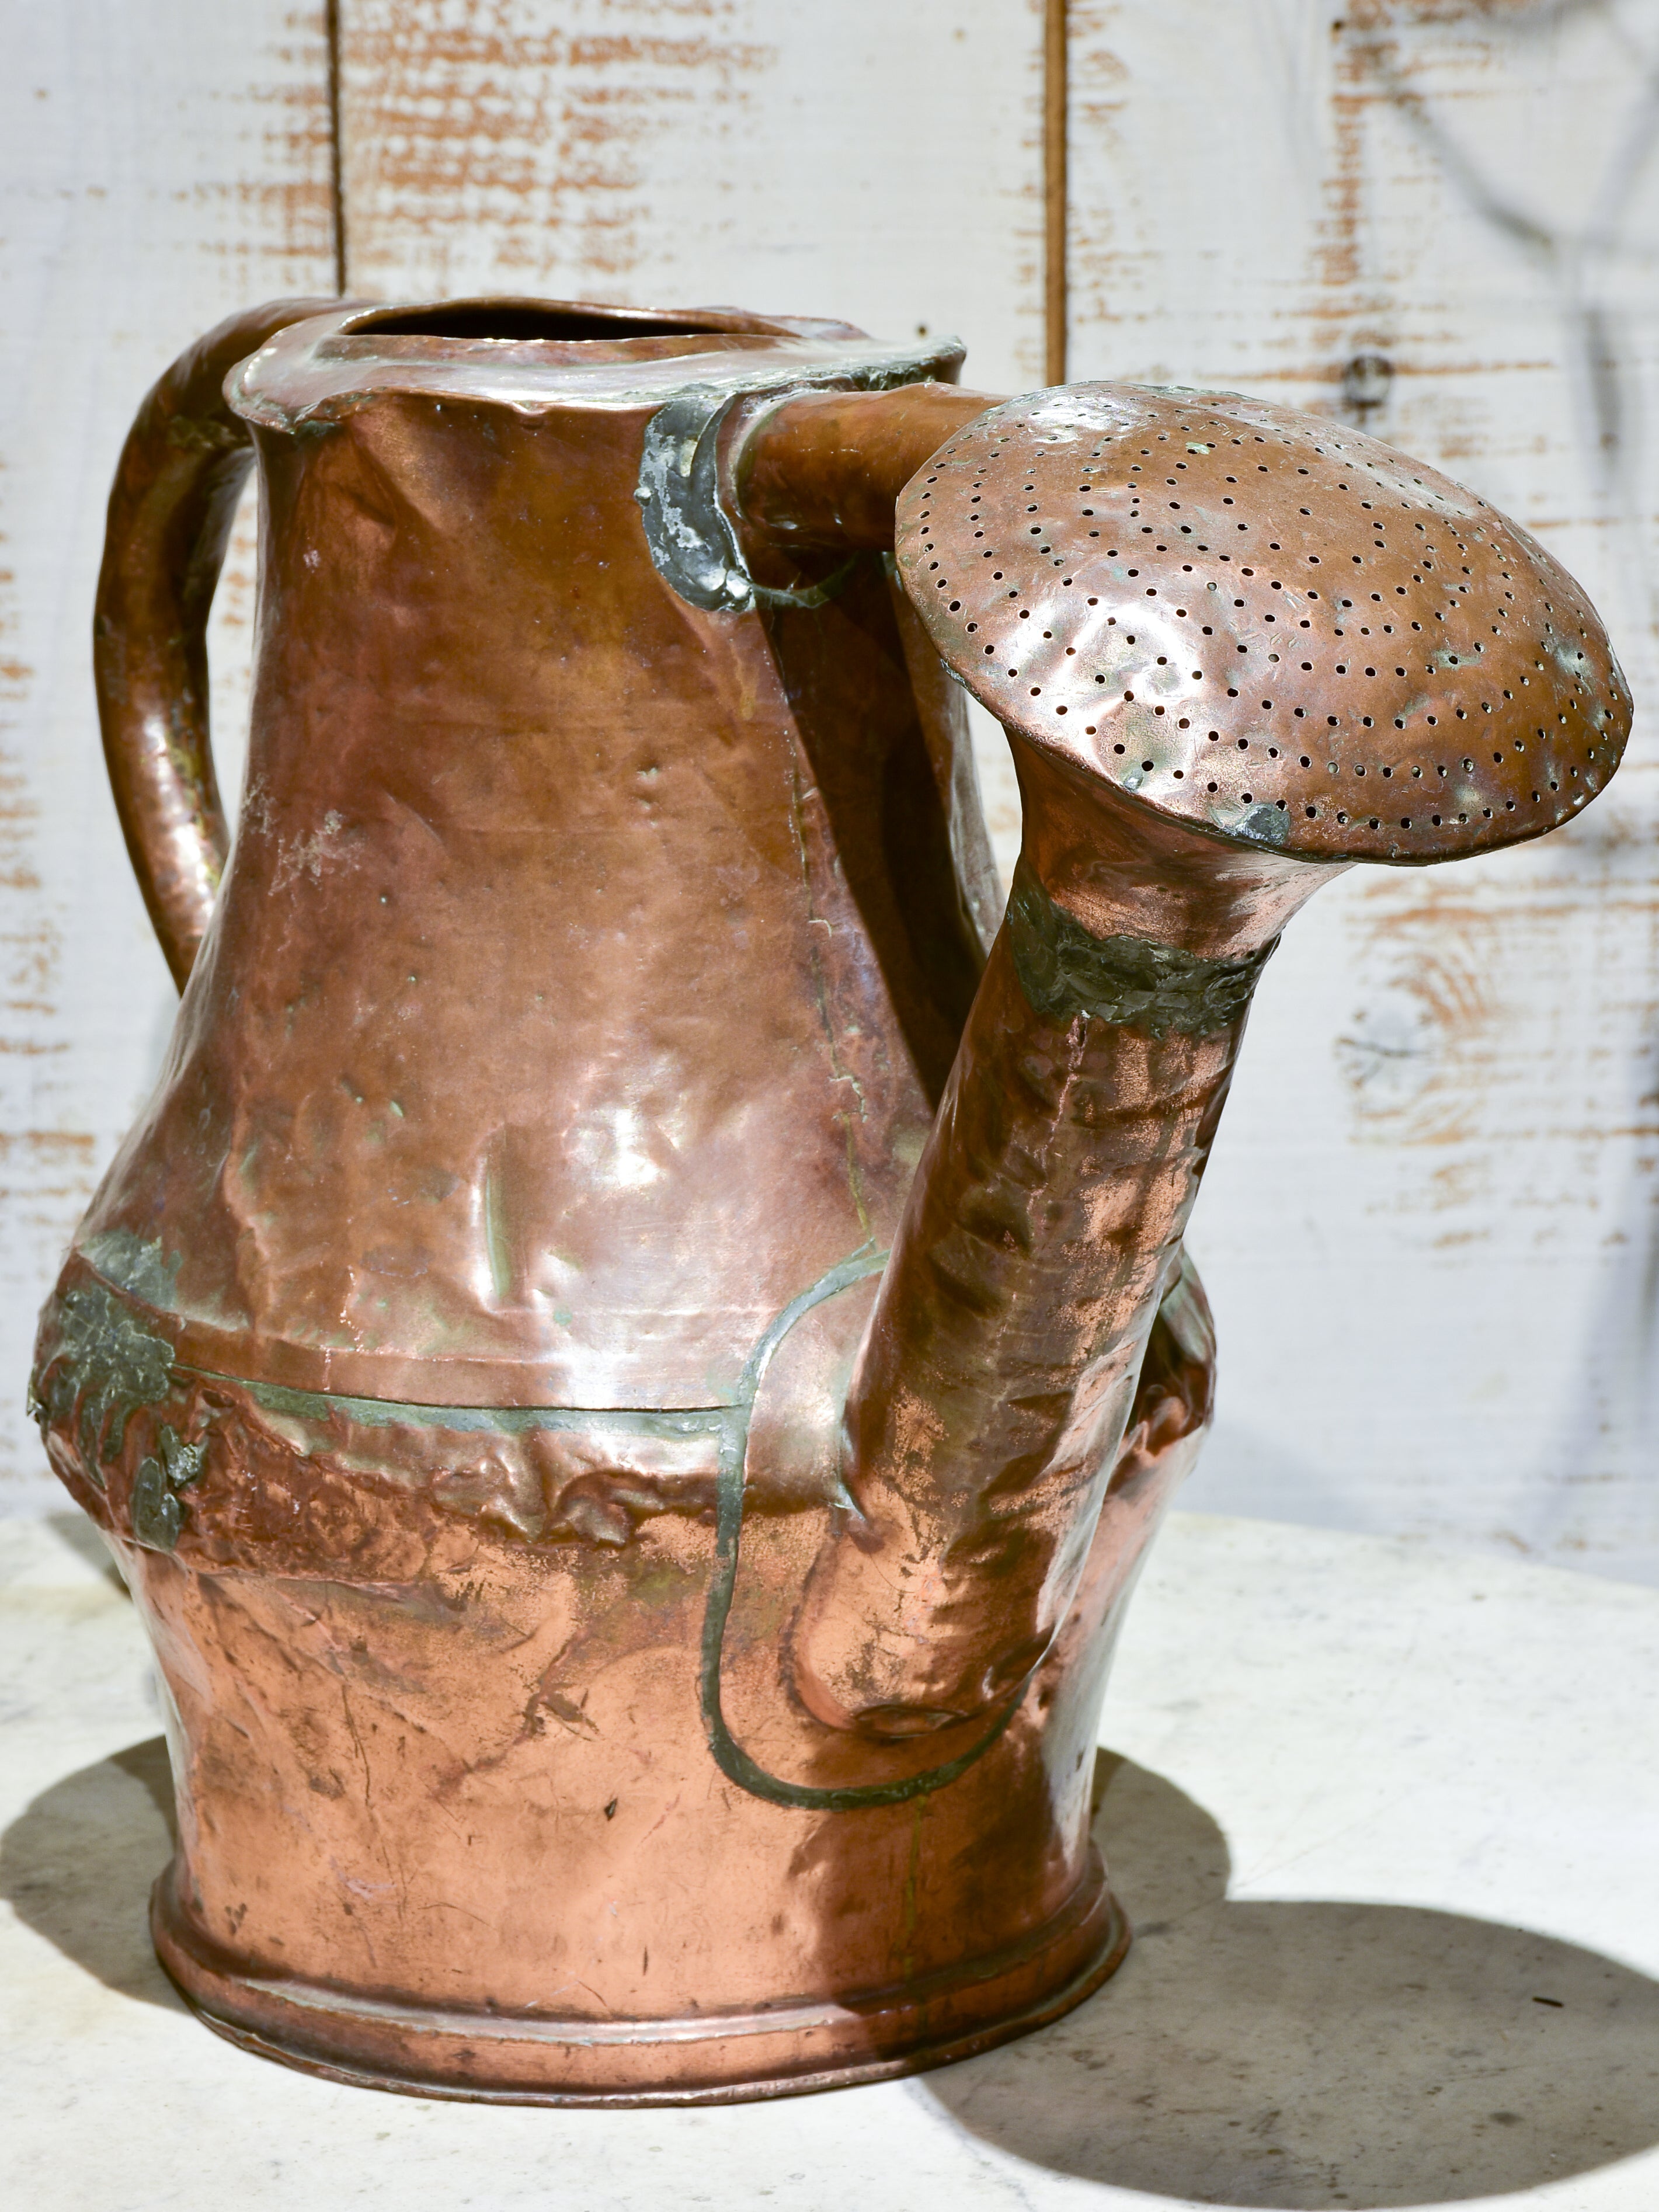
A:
[[3, 1508, 1655, 2211]]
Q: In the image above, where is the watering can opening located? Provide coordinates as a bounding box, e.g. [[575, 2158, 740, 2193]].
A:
[[343, 298, 819, 345]]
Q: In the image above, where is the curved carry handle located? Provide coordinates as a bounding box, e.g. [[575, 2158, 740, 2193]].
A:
[[93, 299, 345, 989]]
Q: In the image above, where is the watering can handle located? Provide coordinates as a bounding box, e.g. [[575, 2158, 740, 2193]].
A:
[[92, 299, 343, 989]]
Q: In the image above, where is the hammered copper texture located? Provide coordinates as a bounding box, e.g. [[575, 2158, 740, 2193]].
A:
[[33, 296, 1630, 2105], [895, 385, 1629, 864]]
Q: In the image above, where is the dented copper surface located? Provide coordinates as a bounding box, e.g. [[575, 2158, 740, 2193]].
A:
[[34, 296, 1628, 2104]]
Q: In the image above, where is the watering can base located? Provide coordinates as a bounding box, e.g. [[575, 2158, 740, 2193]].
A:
[[151, 1865, 1130, 2105]]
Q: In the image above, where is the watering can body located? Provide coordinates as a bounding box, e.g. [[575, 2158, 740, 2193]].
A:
[[37, 295, 1625, 2100], [33, 301, 1211, 2099]]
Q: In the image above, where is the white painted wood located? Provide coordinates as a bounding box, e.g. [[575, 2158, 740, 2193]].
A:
[[0, 3, 335, 1508], [1066, 0, 1659, 1579]]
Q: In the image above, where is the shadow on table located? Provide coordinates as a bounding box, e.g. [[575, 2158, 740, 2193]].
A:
[[924, 1751, 1659, 2208], [1, 1734, 183, 2011]]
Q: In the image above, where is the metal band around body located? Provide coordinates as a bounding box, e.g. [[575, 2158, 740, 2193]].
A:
[[1005, 856, 1277, 1037], [36, 1243, 1019, 1813]]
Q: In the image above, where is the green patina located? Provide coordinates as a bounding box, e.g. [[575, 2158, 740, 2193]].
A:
[[222, 1373, 737, 1445], [1005, 855, 1276, 1038], [33, 1248, 1018, 1811], [80, 1229, 182, 1312], [130, 1425, 208, 1554], [30, 1283, 177, 1493]]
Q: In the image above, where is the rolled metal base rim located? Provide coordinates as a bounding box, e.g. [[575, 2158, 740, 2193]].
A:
[[151, 1866, 1131, 2107]]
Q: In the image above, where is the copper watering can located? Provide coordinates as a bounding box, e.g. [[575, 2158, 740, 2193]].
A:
[[33, 297, 1628, 2102]]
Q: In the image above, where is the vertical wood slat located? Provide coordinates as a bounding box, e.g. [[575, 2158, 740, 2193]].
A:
[[1045, 0, 1068, 385], [326, 0, 349, 296], [0, 2, 336, 1507]]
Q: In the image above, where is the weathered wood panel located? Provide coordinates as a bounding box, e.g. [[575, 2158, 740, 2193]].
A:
[[1067, 0, 1659, 1575], [0, 3, 335, 1508]]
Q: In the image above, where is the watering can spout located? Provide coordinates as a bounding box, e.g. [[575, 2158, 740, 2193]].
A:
[[729, 378, 1631, 1738]]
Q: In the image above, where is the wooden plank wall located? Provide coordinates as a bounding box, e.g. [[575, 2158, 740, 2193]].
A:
[[5, 0, 1657, 1580]]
